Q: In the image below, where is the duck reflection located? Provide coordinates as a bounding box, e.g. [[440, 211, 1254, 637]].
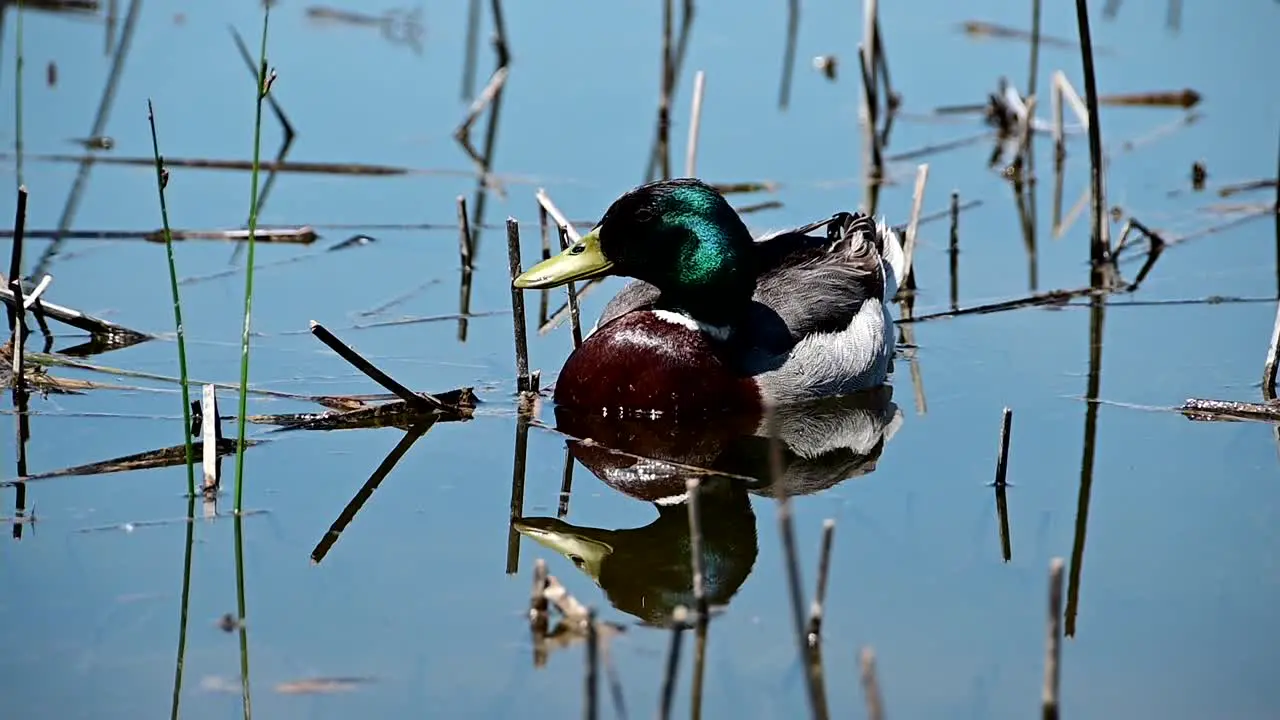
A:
[[515, 386, 903, 625]]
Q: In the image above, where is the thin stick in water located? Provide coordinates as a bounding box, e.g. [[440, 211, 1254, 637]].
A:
[[779, 0, 799, 109], [994, 407, 1013, 487], [767, 409, 828, 718], [585, 607, 599, 720], [506, 218, 532, 393], [949, 190, 960, 310], [558, 225, 584, 348], [1043, 557, 1065, 720], [147, 99, 195, 498], [659, 0, 674, 181], [658, 605, 687, 720], [1074, 0, 1111, 270], [685, 477, 708, 623], [202, 384, 221, 495], [1028, 0, 1042, 101], [7, 186, 28, 338], [685, 70, 706, 178], [806, 518, 836, 643], [901, 163, 930, 292], [859, 647, 884, 720]]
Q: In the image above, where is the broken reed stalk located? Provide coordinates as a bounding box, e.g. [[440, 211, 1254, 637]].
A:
[[506, 218, 532, 393], [862, 0, 879, 127], [457, 195, 473, 271], [859, 647, 884, 720], [9, 186, 29, 395], [806, 519, 835, 642], [767, 409, 827, 719], [1272, 124, 1280, 392], [308, 321, 447, 412], [233, 6, 272, 514], [901, 163, 930, 290], [1028, 0, 1042, 101], [557, 225, 583, 348], [1074, 0, 1110, 269], [685, 478, 708, 623], [685, 70, 706, 177], [949, 191, 960, 310], [657, 0, 674, 181], [585, 607, 599, 720], [857, 45, 884, 197], [1043, 557, 1065, 720], [202, 384, 220, 495], [7, 187, 28, 337], [994, 407, 1013, 487], [147, 99, 195, 498], [658, 605, 688, 720]]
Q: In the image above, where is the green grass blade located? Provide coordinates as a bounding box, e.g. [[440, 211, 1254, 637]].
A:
[[233, 6, 271, 513], [147, 100, 195, 498]]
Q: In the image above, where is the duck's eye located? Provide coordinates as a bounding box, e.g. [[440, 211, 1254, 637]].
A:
[[569, 243, 586, 255], [568, 554, 586, 568]]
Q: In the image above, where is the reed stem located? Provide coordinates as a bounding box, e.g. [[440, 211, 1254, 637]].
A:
[[147, 100, 195, 498], [234, 6, 271, 513], [15, 0, 25, 188]]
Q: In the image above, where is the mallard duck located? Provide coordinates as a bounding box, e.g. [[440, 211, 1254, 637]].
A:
[[513, 178, 906, 418]]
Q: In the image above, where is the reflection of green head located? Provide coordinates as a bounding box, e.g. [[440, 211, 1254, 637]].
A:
[[515, 480, 759, 626]]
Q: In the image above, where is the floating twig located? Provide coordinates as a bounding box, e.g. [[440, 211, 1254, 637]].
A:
[[1179, 398, 1280, 424], [1098, 88, 1200, 109], [0, 283, 149, 342], [1, 437, 254, 488]]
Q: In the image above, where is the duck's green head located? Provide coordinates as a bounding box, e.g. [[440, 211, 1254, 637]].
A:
[[514, 179, 756, 322]]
